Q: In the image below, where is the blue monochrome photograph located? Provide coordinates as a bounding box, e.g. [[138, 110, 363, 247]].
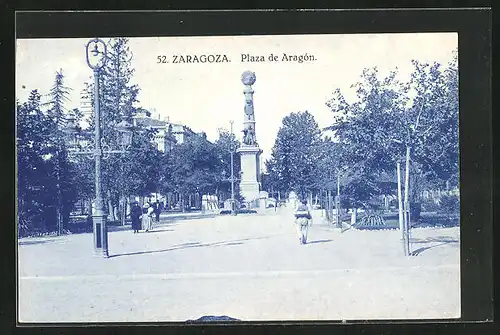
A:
[[16, 33, 460, 322]]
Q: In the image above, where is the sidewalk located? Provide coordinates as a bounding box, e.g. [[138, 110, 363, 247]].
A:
[[18, 209, 460, 322], [100, 211, 219, 233]]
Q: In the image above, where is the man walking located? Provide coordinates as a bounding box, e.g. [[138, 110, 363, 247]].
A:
[[153, 200, 161, 223], [294, 199, 312, 244]]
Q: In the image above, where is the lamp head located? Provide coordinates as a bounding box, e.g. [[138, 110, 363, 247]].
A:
[[86, 38, 107, 70]]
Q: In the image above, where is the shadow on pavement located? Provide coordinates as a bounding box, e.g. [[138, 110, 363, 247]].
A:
[[306, 239, 333, 245], [18, 240, 53, 246], [410, 242, 453, 256], [108, 237, 266, 258], [410, 236, 459, 256]]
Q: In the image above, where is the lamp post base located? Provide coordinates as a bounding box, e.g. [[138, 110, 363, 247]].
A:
[[94, 249, 109, 258], [92, 214, 109, 258], [230, 200, 237, 216]]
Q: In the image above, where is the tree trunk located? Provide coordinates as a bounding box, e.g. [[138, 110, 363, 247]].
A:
[[107, 201, 114, 221], [56, 207, 62, 235], [320, 189, 324, 217], [397, 161, 404, 234], [120, 195, 126, 226], [113, 205, 119, 222], [87, 198, 93, 216], [335, 194, 341, 229], [87, 197, 93, 228], [55, 151, 63, 236], [326, 190, 331, 222], [403, 146, 411, 255], [397, 159, 409, 256], [107, 190, 117, 221]]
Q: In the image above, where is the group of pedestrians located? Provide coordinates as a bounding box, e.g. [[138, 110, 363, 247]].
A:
[[129, 200, 163, 233], [128, 196, 312, 243]]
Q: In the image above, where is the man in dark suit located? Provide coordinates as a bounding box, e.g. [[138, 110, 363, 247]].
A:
[[153, 200, 161, 223]]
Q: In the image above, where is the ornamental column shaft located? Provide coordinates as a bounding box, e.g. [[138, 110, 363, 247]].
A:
[[237, 71, 263, 207]]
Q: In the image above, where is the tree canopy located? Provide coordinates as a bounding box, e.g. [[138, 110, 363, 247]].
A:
[[265, 111, 322, 199], [324, 52, 459, 208]]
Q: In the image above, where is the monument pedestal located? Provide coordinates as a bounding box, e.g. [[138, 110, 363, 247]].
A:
[[237, 145, 262, 205]]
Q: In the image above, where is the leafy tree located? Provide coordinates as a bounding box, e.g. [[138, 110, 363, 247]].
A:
[[214, 128, 242, 201], [264, 157, 282, 198], [325, 55, 459, 220], [120, 127, 163, 198], [266, 111, 322, 199], [169, 134, 221, 211], [99, 37, 140, 135], [400, 58, 457, 216], [70, 154, 94, 216], [326, 67, 407, 174], [411, 52, 459, 190], [313, 138, 348, 219], [46, 69, 72, 126], [314, 138, 343, 192], [63, 107, 96, 219], [45, 69, 75, 234], [17, 91, 58, 235]]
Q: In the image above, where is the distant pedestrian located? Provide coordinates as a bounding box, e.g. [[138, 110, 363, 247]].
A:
[[141, 203, 154, 232], [294, 199, 312, 244], [130, 201, 142, 233], [153, 200, 162, 223]]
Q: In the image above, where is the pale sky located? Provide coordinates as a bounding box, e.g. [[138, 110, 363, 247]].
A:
[[16, 33, 457, 163]]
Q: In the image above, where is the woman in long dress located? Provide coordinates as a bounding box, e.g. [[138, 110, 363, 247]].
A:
[[141, 203, 154, 232], [130, 201, 142, 233]]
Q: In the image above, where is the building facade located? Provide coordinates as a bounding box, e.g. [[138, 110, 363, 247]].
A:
[[131, 110, 205, 211], [132, 110, 196, 153]]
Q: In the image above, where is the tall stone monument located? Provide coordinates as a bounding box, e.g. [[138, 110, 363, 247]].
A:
[[237, 71, 262, 206]]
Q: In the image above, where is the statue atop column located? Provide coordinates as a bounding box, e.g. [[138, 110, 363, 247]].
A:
[[237, 70, 262, 206], [241, 71, 257, 146]]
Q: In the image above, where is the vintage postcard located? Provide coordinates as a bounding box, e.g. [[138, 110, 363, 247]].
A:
[[16, 32, 460, 323]]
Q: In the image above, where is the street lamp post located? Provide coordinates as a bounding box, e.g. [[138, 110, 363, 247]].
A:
[[64, 38, 133, 258], [85, 38, 108, 257], [229, 120, 237, 216]]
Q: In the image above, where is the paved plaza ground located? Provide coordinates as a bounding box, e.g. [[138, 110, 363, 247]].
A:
[[18, 207, 461, 323]]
